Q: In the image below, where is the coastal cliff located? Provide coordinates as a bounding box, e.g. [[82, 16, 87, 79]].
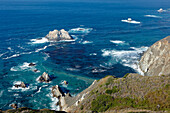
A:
[[139, 36, 170, 76], [60, 36, 170, 112]]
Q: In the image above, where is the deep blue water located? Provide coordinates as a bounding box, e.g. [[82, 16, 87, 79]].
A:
[[0, 0, 170, 110]]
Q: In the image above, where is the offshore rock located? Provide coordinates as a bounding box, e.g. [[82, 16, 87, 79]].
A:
[[28, 63, 36, 66], [139, 36, 170, 76], [45, 29, 73, 41], [14, 82, 26, 88], [38, 72, 51, 83]]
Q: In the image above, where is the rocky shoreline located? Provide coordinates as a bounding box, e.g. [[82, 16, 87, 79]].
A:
[[5, 36, 170, 112]]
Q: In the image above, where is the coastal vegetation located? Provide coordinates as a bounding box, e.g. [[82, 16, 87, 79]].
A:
[[69, 73, 170, 113]]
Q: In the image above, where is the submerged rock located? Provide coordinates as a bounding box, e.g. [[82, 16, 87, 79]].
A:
[[38, 72, 51, 83], [33, 69, 39, 72], [28, 63, 36, 66], [45, 29, 73, 41], [139, 36, 170, 76], [14, 82, 26, 88]]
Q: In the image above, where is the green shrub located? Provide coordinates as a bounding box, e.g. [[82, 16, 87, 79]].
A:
[[80, 105, 84, 110], [105, 86, 119, 94], [123, 73, 130, 78], [91, 94, 113, 112]]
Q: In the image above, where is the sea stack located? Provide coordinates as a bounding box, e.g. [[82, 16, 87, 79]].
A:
[[139, 36, 170, 76], [38, 72, 51, 83], [45, 29, 73, 41]]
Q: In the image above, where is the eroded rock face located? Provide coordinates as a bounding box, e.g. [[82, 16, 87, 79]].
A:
[[45, 29, 73, 41], [51, 85, 70, 111], [52, 85, 64, 98], [38, 72, 51, 83], [139, 36, 170, 76]]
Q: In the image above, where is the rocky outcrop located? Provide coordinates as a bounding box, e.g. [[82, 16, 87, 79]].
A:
[[14, 82, 26, 88], [45, 29, 73, 41], [38, 72, 51, 83], [52, 85, 71, 111], [139, 36, 170, 76]]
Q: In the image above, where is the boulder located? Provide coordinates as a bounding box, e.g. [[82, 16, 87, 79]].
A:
[[11, 103, 17, 109], [45, 29, 73, 41], [28, 63, 36, 66], [38, 72, 51, 83], [14, 82, 26, 88], [139, 36, 170, 76], [64, 80, 68, 85]]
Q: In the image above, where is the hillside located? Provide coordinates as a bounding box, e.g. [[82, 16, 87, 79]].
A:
[[67, 74, 170, 113]]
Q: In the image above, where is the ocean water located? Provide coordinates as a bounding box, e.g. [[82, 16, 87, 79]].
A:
[[0, 0, 170, 110]]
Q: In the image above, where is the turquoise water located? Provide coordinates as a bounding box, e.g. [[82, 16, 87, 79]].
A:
[[0, 0, 170, 110]]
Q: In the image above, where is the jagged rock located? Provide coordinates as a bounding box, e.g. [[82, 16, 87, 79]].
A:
[[38, 72, 51, 83], [45, 29, 73, 41], [28, 63, 36, 66], [14, 82, 26, 88], [11, 103, 17, 109], [139, 36, 170, 76], [64, 80, 68, 85], [52, 85, 64, 98]]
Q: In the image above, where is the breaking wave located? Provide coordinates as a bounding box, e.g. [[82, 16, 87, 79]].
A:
[[144, 15, 162, 18], [101, 46, 148, 74], [30, 37, 49, 44], [68, 27, 93, 34]]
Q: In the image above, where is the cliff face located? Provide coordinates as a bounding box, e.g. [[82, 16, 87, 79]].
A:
[[139, 36, 170, 76]]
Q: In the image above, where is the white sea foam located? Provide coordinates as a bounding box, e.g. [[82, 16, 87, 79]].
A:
[[90, 53, 97, 56], [3, 51, 34, 60], [0, 90, 4, 97], [82, 41, 93, 44], [101, 46, 148, 75], [0, 51, 8, 57], [57, 39, 75, 43], [92, 69, 107, 73], [30, 37, 48, 44], [110, 40, 129, 45], [46, 93, 60, 111], [121, 20, 141, 24], [66, 68, 80, 72], [35, 46, 48, 52], [43, 53, 50, 61], [10, 62, 36, 72], [144, 15, 162, 18], [68, 27, 93, 34]]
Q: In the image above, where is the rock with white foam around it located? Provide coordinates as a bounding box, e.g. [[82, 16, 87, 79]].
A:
[[14, 82, 26, 88], [45, 29, 73, 41], [38, 72, 51, 83]]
